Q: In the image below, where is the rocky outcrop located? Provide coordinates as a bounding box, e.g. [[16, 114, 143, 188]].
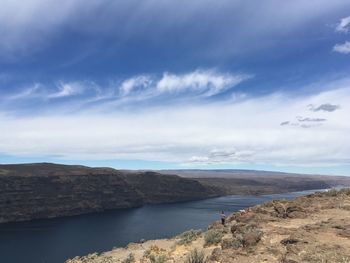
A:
[[0, 163, 217, 223]]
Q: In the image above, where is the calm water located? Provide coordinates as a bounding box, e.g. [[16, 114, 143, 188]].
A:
[[0, 189, 322, 263]]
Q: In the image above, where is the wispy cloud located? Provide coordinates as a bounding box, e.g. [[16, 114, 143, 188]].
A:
[[296, 117, 326, 122], [47, 82, 83, 98], [116, 70, 250, 101], [155, 70, 250, 97], [335, 15, 350, 33], [308, 103, 340, 112], [2, 81, 100, 102], [2, 69, 250, 110], [279, 102, 343, 129], [119, 75, 153, 96], [188, 149, 254, 165], [280, 116, 327, 128], [7, 83, 42, 100], [333, 41, 350, 54]]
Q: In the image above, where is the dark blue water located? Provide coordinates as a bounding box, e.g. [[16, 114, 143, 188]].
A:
[[0, 189, 322, 263]]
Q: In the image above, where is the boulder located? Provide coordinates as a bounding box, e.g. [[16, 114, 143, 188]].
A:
[[242, 231, 262, 247]]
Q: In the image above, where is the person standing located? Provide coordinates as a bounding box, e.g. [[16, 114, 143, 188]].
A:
[[220, 211, 226, 225]]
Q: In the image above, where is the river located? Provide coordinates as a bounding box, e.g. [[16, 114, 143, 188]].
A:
[[0, 189, 324, 263]]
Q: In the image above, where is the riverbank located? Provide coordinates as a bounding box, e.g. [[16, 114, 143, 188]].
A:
[[66, 188, 350, 263]]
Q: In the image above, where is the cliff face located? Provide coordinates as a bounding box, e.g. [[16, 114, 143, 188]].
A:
[[0, 163, 216, 224], [123, 171, 214, 203]]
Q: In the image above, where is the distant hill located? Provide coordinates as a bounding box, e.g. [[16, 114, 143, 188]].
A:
[[162, 169, 350, 195], [161, 168, 347, 178]]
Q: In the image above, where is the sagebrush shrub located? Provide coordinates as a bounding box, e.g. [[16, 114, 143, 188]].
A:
[[204, 229, 224, 246]]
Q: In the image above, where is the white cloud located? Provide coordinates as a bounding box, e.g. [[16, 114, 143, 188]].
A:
[[0, 83, 349, 168], [336, 15, 350, 33], [156, 70, 249, 96], [119, 75, 152, 96], [1, 70, 249, 112], [333, 41, 350, 54], [48, 82, 83, 98], [7, 83, 42, 100], [116, 70, 249, 101]]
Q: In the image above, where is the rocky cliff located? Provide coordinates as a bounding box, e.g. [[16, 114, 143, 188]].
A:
[[0, 163, 216, 223]]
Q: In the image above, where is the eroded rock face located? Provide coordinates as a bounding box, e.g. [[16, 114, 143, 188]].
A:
[[0, 163, 217, 223], [0, 173, 144, 223]]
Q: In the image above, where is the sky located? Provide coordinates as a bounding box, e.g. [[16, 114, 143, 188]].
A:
[[0, 0, 350, 175]]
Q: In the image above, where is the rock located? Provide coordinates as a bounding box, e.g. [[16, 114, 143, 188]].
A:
[[337, 228, 350, 238], [282, 259, 299, 263], [209, 248, 222, 261], [288, 211, 305, 218], [273, 202, 305, 219], [280, 238, 300, 246], [242, 231, 262, 247], [273, 203, 287, 218]]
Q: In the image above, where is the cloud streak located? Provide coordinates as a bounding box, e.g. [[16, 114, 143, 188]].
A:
[[4, 82, 91, 101], [155, 70, 249, 97], [1, 70, 250, 112], [47, 82, 84, 98], [308, 103, 340, 112]]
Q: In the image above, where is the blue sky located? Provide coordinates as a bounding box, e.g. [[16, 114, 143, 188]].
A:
[[0, 0, 350, 175]]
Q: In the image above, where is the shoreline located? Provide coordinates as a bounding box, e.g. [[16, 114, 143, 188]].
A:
[[0, 187, 330, 226]]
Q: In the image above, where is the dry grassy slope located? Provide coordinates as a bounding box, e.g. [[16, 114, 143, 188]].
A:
[[66, 189, 350, 263]]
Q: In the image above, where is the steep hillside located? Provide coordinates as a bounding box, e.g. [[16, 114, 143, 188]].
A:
[[0, 163, 217, 223], [123, 171, 214, 203]]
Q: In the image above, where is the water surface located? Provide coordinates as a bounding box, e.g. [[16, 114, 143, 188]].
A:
[[0, 189, 322, 263]]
